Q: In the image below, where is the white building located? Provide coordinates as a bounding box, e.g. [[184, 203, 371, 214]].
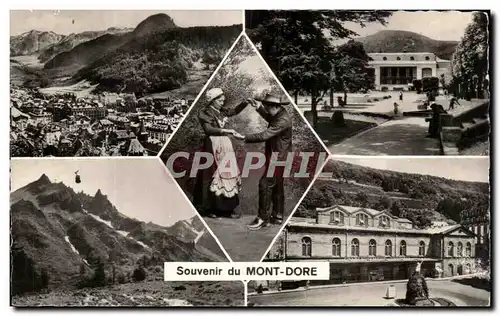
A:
[[368, 52, 451, 91]]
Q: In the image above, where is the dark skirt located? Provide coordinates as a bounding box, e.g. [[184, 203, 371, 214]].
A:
[[192, 137, 239, 217]]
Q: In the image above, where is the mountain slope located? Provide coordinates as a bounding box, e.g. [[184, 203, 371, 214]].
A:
[[74, 24, 242, 97], [10, 174, 227, 293], [10, 30, 64, 56], [37, 28, 133, 63], [357, 30, 459, 60]]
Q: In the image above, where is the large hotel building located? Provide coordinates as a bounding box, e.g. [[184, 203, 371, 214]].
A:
[[367, 52, 451, 91], [267, 205, 478, 284]]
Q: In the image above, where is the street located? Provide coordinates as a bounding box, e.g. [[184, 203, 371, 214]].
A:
[[248, 277, 490, 307]]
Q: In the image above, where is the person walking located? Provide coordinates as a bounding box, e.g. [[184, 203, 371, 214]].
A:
[[448, 95, 460, 111], [399, 91, 403, 101]]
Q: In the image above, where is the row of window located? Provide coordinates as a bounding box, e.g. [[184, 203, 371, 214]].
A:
[[447, 241, 473, 257], [382, 56, 431, 61], [301, 237, 472, 258], [330, 212, 393, 228]]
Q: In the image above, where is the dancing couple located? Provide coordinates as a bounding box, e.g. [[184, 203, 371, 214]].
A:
[[193, 87, 292, 231]]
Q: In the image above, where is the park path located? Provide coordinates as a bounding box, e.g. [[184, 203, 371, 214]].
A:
[[328, 117, 441, 155]]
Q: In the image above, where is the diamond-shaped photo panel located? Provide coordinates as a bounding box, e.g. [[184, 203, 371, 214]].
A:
[[10, 158, 244, 307], [160, 35, 328, 261]]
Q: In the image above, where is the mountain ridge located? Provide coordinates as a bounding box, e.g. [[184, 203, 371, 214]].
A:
[[356, 30, 459, 60], [11, 175, 226, 294]]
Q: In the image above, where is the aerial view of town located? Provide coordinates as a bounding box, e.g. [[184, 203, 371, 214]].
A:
[[10, 10, 242, 157]]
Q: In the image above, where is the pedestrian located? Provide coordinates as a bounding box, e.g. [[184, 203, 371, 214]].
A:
[[448, 95, 460, 111], [399, 91, 403, 101], [393, 102, 400, 116], [233, 93, 292, 230], [427, 102, 447, 138]]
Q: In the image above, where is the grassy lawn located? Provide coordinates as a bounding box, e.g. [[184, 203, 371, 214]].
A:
[[314, 116, 377, 146]]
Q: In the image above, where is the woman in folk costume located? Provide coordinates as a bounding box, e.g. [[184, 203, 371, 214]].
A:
[[193, 88, 253, 219]]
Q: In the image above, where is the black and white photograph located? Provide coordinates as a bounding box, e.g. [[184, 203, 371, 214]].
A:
[[10, 10, 242, 157], [160, 35, 327, 261], [10, 159, 244, 306], [248, 157, 490, 307], [246, 10, 490, 156]]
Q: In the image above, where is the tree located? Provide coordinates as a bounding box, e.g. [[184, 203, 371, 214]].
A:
[[92, 260, 107, 287], [246, 10, 392, 127], [332, 40, 374, 104], [412, 79, 422, 94], [390, 200, 402, 217], [374, 195, 392, 211], [132, 266, 147, 282], [451, 12, 489, 99]]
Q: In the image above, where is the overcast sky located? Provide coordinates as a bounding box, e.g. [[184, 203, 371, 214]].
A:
[[10, 159, 195, 227], [341, 11, 474, 42], [333, 157, 490, 183], [10, 10, 242, 36]]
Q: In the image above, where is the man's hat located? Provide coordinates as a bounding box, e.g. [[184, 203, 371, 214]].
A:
[[255, 93, 290, 106], [206, 88, 224, 103]]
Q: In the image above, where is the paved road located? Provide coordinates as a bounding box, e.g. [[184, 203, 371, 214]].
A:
[[328, 117, 441, 156], [248, 278, 490, 307]]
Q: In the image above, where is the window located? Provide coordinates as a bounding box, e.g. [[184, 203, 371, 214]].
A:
[[448, 241, 454, 257], [399, 240, 407, 256], [410, 56, 415, 61], [457, 242, 463, 257], [332, 238, 341, 257], [419, 241, 426, 256], [383, 57, 387, 61], [356, 213, 368, 227], [466, 242, 472, 257], [369, 239, 377, 256], [351, 239, 360, 257], [330, 211, 344, 225], [379, 215, 390, 228], [301, 237, 312, 257], [425, 56, 430, 61], [396, 56, 401, 60], [385, 240, 392, 256]]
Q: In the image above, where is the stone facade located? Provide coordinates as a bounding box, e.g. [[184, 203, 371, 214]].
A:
[[368, 52, 451, 91], [268, 205, 478, 284]]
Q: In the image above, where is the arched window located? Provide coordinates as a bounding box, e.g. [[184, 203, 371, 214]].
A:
[[466, 242, 472, 257], [356, 213, 368, 227], [332, 238, 341, 257], [351, 238, 359, 257], [457, 242, 463, 257], [419, 241, 426, 256], [399, 240, 407, 256], [410, 56, 415, 61], [301, 237, 312, 257], [448, 241, 454, 257], [385, 240, 392, 256], [330, 211, 344, 225], [396, 56, 401, 61], [379, 215, 390, 228], [369, 239, 377, 256]]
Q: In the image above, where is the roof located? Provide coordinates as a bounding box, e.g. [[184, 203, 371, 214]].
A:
[[115, 130, 130, 139], [318, 205, 409, 222], [288, 219, 473, 237], [368, 52, 448, 63], [127, 138, 145, 154], [11, 107, 30, 120]]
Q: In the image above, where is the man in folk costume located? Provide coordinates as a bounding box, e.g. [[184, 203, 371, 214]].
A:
[[235, 93, 292, 230]]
